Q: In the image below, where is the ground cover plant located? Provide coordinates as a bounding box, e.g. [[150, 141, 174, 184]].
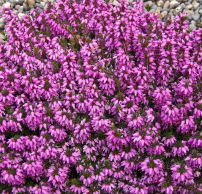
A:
[[0, 0, 202, 193]]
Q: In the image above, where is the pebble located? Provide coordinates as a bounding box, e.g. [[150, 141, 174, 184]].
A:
[[34, 3, 43, 9], [186, 4, 193, 9], [175, 6, 182, 13], [169, 0, 180, 9], [144, 1, 153, 8], [0, 0, 201, 44], [157, 0, 164, 7], [27, 0, 35, 9], [192, 0, 200, 10], [161, 8, 170, 12], [3, 2, 11, 8], [151, 4, 157, 10], [181, 3, 186, 10], [195, 6, 201, 13], [23, 2, 29, 11], [189, 23, 197, 30], [160, 10, 168, 18], [192, 13, 200, 20], [163, 1, 170, 9]]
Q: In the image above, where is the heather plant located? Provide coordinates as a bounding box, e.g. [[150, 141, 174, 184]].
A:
[[0, 0, 202, 193]]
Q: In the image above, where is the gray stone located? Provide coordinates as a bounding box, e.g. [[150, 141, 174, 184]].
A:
[[23, 3, 29, 11], [17, 0, 24, 6], [196, 18, 201, 24], [183, 9, 194, 16], [128, 5, 133, 10], [15, 4, 20, 10], [169, 0, 180, 9], [192, 13, 200, 20], [173, 10, 179, 16], [191, 20, 196, 25], [34, 3, 43, 9], [177, 0, 184, 3], [192, 0, 200, 10], [13, 10, 18, 15], [10, 0, 24, 6], [149, 8, 156, 13], [43, 3, 49, 10], [167, 12, 174, 19], [157, 0, 164, 7], [18, 13, 25, 21], [0, 18, 5, 24], [2, 2, 11, 8], [189, 23, 196, 30], [112, 0, 119, 6], [161, 8, 170, 12], [181, 3, 186, 10], [183, 9, 194, 21], [18, 6, 23, 13], [40, 2, 45, 8], [160, 10, 168, 18], [156, 7, 162, 12], [163, 1, 170, 9], [199, 9, 202, 14], [195, 6, 200, 14], [186, 4, 193, 10], [151, 4, 158, 10], [0, 23, 5, 30], [144, 1, 153, 8], [175, 6, 182, 13]]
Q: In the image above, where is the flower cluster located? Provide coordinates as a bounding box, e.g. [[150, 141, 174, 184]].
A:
[[0, 0, 202, 193]]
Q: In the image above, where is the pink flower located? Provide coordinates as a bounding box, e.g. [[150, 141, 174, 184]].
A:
[[162, 136, 176, 146], [101, 183, 116, 193], [12, 186, 26, 194], [132, 131, 152, 148], [80, 174, 94, 187], [178, 116, 196, 134], [145, 108, 155, 123], [92, 171, 105, 182], [152, 143, 165, 155], [171, 144, 189, 157], [22, 160, 43, 178], [1, 168, 25, 185], [161, 185, 174, 194], [127, 115, 144, 129], [129, 185, 148, 194], [28, 185, 52, 194], [140, 158, 164, 182], [171, 164, 193, 184]]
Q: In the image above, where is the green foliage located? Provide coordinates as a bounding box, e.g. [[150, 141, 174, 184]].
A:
[[52, 61, 62, 73], [0, 31, 8, 42], [145, 4, 150, 12], [1, 89, 8, 96]]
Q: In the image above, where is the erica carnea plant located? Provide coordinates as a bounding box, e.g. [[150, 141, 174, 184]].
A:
[[0, 0, 202, 193]]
